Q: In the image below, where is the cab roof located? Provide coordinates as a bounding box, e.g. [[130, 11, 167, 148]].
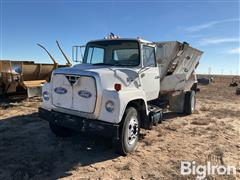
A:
[[88, 38, 152, 44]]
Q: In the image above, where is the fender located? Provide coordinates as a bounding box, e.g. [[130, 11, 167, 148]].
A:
[[97, 89, 148, 124], [118, 89, 148, 123]]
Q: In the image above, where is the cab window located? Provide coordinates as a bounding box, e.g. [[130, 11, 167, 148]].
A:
[[143, 46, 156, 67], [86, 47, 104, 64]]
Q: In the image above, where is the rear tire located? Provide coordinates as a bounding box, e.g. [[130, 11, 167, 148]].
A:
[[115, 107, 140, 155], [49, 121, 73, 137], [184, 90, 196, 115]]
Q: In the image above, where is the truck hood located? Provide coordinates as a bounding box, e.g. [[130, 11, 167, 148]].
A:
[[53, 64, 140, 90]]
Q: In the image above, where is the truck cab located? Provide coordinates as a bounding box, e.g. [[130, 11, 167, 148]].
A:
[[39, 36, 203, 155]]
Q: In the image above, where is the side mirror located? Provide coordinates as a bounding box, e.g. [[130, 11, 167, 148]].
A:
[[72, 45, 85, 63]]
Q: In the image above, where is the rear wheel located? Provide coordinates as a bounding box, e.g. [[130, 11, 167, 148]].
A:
[[115, 107, 140, 155], [49, 121, 73, 137], [184, 90, 196, 115]]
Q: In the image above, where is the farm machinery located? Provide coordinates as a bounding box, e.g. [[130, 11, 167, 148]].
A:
[[0, 41, 71, 98], [228, 76, 240, 95], [229, 76, 240, 87]]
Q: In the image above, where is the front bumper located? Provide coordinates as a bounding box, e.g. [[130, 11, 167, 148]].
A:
[[39, 108, 120, 140]]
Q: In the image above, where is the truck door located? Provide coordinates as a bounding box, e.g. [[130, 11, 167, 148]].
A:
[[140, 45, 160, 101]]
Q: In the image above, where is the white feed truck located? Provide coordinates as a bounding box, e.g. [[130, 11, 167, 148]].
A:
[[39, 34, 203, 155]]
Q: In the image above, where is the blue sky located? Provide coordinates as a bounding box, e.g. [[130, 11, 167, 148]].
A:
[[0, 0, 239, 75]]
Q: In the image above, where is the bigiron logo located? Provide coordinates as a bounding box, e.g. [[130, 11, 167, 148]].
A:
[[180, 161, 238, 179]]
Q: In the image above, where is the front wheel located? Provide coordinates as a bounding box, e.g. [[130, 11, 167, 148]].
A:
[[115, 107, 140, 155]]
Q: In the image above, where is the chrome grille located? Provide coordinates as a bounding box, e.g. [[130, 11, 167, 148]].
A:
[[65, 75, 80, 85]]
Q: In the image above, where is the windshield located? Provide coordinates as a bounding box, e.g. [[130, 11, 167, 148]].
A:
[[83, 40, 140, 66]]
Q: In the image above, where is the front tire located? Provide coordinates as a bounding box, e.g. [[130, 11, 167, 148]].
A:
[[115, 107, 140, 155], [49, 121, 73, 137]]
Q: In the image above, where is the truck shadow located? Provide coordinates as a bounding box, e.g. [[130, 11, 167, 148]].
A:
[[0, 113, 119, 179], [163, 112, 186, 121]]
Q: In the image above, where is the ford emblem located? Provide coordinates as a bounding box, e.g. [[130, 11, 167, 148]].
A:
[[78, 90, 92, 98], [54, 87, 67, 94]]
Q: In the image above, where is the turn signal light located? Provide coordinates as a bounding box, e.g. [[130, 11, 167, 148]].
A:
[[114, 83, 122, 91]]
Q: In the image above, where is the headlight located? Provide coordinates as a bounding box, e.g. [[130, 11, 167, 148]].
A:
[[105, 100, 114, 112], [43, 91, 50, 101]]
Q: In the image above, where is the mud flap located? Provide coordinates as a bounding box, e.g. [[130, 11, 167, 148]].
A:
[[168, 91, 185, 113]]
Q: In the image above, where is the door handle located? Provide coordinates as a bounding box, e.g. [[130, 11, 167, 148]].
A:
[[155, 76, 160, 79]]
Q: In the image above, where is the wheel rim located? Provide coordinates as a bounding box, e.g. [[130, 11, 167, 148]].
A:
[[191, 95, 195, 112], [127, 115, 139, 145]]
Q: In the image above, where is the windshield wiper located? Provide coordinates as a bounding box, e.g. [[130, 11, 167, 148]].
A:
[[92, 63, 114, 66], [93, 62, 138, 66], [112, 61, 138, 66]]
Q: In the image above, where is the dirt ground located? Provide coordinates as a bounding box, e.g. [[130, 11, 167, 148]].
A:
[[0, 76, 239, 180]]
